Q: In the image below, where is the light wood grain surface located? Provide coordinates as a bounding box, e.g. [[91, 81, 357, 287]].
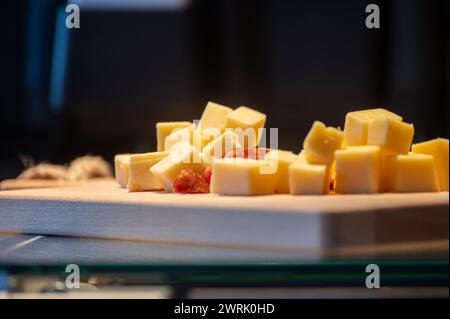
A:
[[1, 178, 448, 214], [0, 178, 448, 251]]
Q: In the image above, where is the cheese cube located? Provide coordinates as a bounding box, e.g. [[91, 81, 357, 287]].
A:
[[367, 118, 414, 154], [297, 150, 308, 162], [128, 152, 169, 192], [164, 125, 202, 152], [202, 131, 242, 164], [264, 150, 297, 194], [344, 108, 403, 146], [303, 121, 344, 165], [379, 153, 396, 192], [224, 106, 266, 148], [328, 160, 336, 192], [383, 153, 439, 193], [289, 161, 328, 195], [199, 101, 233, 133], [412, 138, 449, 191], [335, 146, 381, 194], [150, 143, 207, 192], [210, 158, 276, 195], [114, 154, 131, 188], [156, 121, 191, 152], [198, 127, 220, 148]]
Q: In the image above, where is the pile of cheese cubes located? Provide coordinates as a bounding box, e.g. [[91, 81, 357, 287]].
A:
[[294, 109, 448, 194], [115, 102, 449, 195], [115, 102, 266, 194]]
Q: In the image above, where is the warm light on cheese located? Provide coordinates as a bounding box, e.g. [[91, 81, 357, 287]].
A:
[[289, 160, 328, 195], [151, 143, 207, 192], [224, 106, 266, 148], [198, 128, 219, 149], [128, 152, 169, 192], [303, 121, 344, 165], [383, 153, 439, 193], [202, 131, 242, 164], [335, 146, 381, 194], [117, 103, 446, 196], [379, 153, 396, 192], [344, 108, 403, 146], [199, 101, 233, 133], [264, 150, 297, 194], [367, 118, 414, 154], [164, 125, 202, 152], [114, 154, 131, 188], [210, 158, 276, 195], [328, 160, 336, 192], [156, 122, 191, 152], [412, 138, 449, 191]]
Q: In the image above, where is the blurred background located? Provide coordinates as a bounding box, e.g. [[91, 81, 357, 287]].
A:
[[1, 0, 448, 180]]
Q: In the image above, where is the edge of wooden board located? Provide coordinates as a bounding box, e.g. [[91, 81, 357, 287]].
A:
[[1, 179, 448, 250], [0, 179, 448, 215]]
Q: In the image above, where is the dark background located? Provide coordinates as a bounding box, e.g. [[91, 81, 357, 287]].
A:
[[0, 0, 448, 180]]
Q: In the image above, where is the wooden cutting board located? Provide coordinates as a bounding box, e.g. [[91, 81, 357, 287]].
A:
[[0, 178, 448, 251]]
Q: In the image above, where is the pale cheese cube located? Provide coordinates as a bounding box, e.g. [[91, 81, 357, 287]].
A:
[[264, 150, 297, 194], [199, 101, 233, 133], [210, 158, 276, 195], [335, 146, 381, 194], [367, 118, 414, 154], [128, 152, 169, 192], [202, 131, 242, 164], [198, 127, 220, 149], [150, 143, 207, 192], [303, 121, 344, 165], [224, 106, 266, 148], [156, 121, 192, 152], [297, 150, 308, 163], [164, 125, 202, 152], [114, 154, 131, 188], [289, 161, 328, 195], [412, 138, 449, 191], [344, 108, 403, 146], [383, 153, 439, 193]]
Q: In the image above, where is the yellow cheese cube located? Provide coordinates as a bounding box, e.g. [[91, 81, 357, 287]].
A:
[[202, 131, 242, 163], [383, 153, 439, 193], [150, 143, 207, 192], [164, 126, 202, 152], [156, 121, 191, 152], [224, 106, 266, 148], [289, 161, 328, 195], [264, 150, 297, 194], [412, 138, 449, 191], [197, 102, 230, 151], [344, 108, 403, 146], [210, 158, 276, 195], [297, 150, 308, 163], [199, 101, 233, 133], [379, 153, 397, 192], [303, 121, 344, 165], [198, 128, 219, 148], [328, 160, 336, 192], [335, 146, 381, 194], [367, 118, 414, 154], [128, 152, 169, 192], [114, 154, 131, 188]]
